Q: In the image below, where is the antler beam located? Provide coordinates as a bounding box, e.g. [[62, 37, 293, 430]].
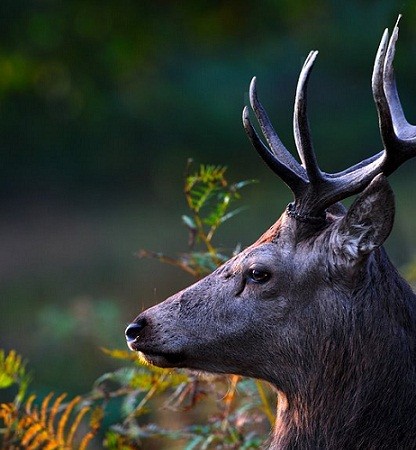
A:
[[243, 17, 416, 221]]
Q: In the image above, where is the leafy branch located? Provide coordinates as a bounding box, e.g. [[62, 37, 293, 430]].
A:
[[0, 373, 102, 449], [139, 160, 256, 278], [0, 161, 275, 450], [124, 161, 275, 448], [0, 350, 30, 406], [183, 161, 255, 253]]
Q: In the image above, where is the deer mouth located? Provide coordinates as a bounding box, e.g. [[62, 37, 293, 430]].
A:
[[130, 341, 187, 368], [139, 350, 187, 368]]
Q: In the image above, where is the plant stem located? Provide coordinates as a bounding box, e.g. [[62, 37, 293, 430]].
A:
[[255, 380, 275, 427], [126, 372, 169, 422]]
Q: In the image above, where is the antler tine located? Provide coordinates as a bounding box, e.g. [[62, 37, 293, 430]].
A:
[[383, 20, 410, 130], [372, 28, 391, 134], [315, 19, 416, 212], [306, 19, 416, 213], [249, 77, 306, 179], [318, 27, 391, 185], [310, 27, 398, 208], [379, 17, 416, 174], [243, 18, 416, 221], [316, 27, 390, 183], [242, 106, 306, 196], [322, 27, 390, 180], [293, 51, 322, 184]]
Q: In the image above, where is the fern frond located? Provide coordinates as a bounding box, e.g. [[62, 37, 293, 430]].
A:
[[1, 392, 99, 449], [185, 164, 228, 214], [57, 395, 81, 442], [0, 349, 30, 404], [40, 392, 54, 426], [21, 422, 43, 446], [0, 350, 23, 385], [0, 401, 18, 438], [43, 442, 59, 450], [79, 431, 95, 450], [27, 428, 50, 450], [48, 392, 67, 432], [66, 405, 89, 446], [78, 406, 103, 450], [24, 394, 37, 416]]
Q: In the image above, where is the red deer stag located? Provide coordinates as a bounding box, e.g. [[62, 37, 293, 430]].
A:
[[126, 21, 416, 449]]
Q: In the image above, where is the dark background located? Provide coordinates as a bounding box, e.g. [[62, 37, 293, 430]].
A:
[[2, 0, 416, 396]]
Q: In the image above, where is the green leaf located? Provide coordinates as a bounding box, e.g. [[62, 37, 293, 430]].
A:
[[220, 206, 248, 224], [0, 349, 29, 401], [232, 179, 258, 190], [0, 373, 14, 389], [182, 215, 196, 230]]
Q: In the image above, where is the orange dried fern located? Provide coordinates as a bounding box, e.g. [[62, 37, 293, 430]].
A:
[[0, 392, 102, 449]]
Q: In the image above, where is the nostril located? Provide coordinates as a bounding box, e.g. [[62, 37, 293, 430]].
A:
[[125, 317, 147, 342]]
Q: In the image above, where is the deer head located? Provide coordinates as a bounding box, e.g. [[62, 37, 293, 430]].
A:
[[125, 20, 416, 448]]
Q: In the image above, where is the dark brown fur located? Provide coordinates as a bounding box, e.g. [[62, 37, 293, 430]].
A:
[[126, 180, 416, 448]]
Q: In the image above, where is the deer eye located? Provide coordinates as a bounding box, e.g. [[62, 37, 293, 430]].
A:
[[247, 268, 271, 284]]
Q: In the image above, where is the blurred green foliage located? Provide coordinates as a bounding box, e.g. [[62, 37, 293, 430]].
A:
[[2, 0, 416, 438], [0, 163, 274, 449], [0, 345, 273, 449], [3, 1, 416, 199]]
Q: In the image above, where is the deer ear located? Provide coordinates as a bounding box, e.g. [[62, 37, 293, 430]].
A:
[[333, 174, 395, 262]]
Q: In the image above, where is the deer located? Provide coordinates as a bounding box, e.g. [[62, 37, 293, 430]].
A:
[[125, 20, 416, 449]]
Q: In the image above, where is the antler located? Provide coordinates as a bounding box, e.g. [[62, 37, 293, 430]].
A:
[[243, 17, 416, 221]]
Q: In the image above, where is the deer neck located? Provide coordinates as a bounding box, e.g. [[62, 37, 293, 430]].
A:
[[269, 252, 416, 449], [270, 368, 416, 449]]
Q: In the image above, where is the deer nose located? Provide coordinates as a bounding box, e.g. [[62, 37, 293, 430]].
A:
[[125, 317, 147, 343]]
